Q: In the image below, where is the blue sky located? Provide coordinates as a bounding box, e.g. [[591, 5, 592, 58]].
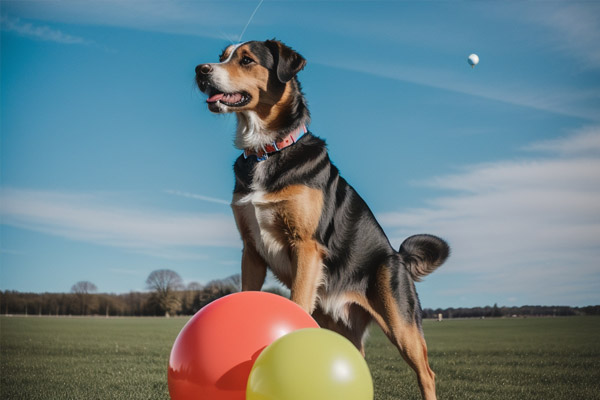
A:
[[1, 1, 599, 308]]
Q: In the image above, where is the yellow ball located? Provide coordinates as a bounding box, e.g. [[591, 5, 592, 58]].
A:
[[246, 328, 373, 400]]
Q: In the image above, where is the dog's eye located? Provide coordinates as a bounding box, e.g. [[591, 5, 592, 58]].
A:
[[240, 56, 255, 66]]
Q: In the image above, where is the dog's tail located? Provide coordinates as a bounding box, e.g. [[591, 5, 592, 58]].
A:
[[399, 234, 450, 282]]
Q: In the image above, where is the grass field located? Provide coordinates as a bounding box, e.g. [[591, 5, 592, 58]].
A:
[[1, 316, 599, 399]]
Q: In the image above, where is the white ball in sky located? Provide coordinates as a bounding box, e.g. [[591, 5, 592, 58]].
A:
[[468, 54, 479, 68]]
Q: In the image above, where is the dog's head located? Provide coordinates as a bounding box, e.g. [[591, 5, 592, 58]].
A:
[[195, 40, 305, 114], [195, 40, 309, 149]]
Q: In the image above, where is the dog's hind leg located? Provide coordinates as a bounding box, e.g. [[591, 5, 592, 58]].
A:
[[389, 322, 436, 400], [372, 266, 437, 400]]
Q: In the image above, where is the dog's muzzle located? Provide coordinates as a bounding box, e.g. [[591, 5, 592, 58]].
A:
[[195, 64, 213, 92], [195, 63, 252, 111]]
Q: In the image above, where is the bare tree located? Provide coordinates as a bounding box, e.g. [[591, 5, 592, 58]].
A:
[[205, 274, 241, 293], [224, 274, 241, 292], [183, 282, 204, 314], [71, 281, 98, 315], [145, 269, 183, 317], [197, 274, 241, 309], [187, 282, 203, 291]]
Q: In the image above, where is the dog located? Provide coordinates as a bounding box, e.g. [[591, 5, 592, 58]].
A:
[[195, 39, 449, 400]]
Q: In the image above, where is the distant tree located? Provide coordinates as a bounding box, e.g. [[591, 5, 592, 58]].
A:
[[187, 282, 203, 291], [71, 281, 98, 315], [197, 274, 241, 309], [207, 274, 241, 293], [581, 305, 600, 315], [224, 274, 241, 292], [97, 294, 127, 317], [182, 282, 204, 314], [491, 303, 502, 317], [121, 291, 150, 316], [145, 269, 183, 317]]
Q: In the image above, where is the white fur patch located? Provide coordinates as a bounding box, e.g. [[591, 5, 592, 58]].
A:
[[235, 111, 272, 150], [221, 42, 245, 64], [209, 66, 236, 94], [234, 188, 293, 285], [318, 290, 352, 327]]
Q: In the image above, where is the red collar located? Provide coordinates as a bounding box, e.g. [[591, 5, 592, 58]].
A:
[[243, 125, 308, 161]]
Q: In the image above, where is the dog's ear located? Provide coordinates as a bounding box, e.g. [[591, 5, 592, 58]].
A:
[[266, 40, 306, 83]]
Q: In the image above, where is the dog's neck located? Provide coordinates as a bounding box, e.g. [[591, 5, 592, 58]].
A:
[[234, 79, 310, 152], [242, 124, 307, 161]]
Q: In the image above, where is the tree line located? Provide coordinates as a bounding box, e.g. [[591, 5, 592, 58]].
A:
[[0, 269, 285, 317], [1, 269, 598, 318], [422, 304, 600, 319]]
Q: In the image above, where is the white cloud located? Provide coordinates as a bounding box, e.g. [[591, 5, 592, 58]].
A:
[[0, 15, 90, 44], [379, 127, 600, 304], [165, 190, 230, 206], [522, 126, 600, 156], [0, 189, 241, 257], [425, 158, 600, 194], [1, 1, 254, 41], [525, 3, 600, 70], [316, 59, 600, 122]]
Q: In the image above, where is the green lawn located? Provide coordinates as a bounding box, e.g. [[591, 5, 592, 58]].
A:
[[368, 317, 600, 399], [0, 317, 185, 399], [1, 316, 599, 399]]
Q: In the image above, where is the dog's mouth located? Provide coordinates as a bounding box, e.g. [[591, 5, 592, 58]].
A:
[[200, 83, 252, 112], [206, 92, 251, 107]]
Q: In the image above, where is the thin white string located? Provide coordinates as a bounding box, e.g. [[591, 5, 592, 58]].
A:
[[238, 0, 264, 43]]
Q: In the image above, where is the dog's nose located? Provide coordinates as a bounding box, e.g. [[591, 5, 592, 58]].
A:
[[195, 64, 213, 75]]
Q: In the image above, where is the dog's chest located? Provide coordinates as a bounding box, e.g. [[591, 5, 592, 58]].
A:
[[233, 189, 294, 286], [232, 159, 325, 287]]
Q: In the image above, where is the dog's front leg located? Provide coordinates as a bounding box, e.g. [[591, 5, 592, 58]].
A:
[[290, 240, 324, 313], [241, 243, 267, 291], [232, 201, 267, 292]]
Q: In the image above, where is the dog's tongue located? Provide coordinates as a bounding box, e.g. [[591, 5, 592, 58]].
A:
[[206, 93, 224, 103], [222, 93, 243, 104], [206, 92, 243, 104]]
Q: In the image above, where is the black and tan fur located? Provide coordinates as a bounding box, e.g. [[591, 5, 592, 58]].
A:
[[196, 39, 450, 400]]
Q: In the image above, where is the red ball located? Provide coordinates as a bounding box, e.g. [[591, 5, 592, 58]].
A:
[[168, 291, 319, 400]]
